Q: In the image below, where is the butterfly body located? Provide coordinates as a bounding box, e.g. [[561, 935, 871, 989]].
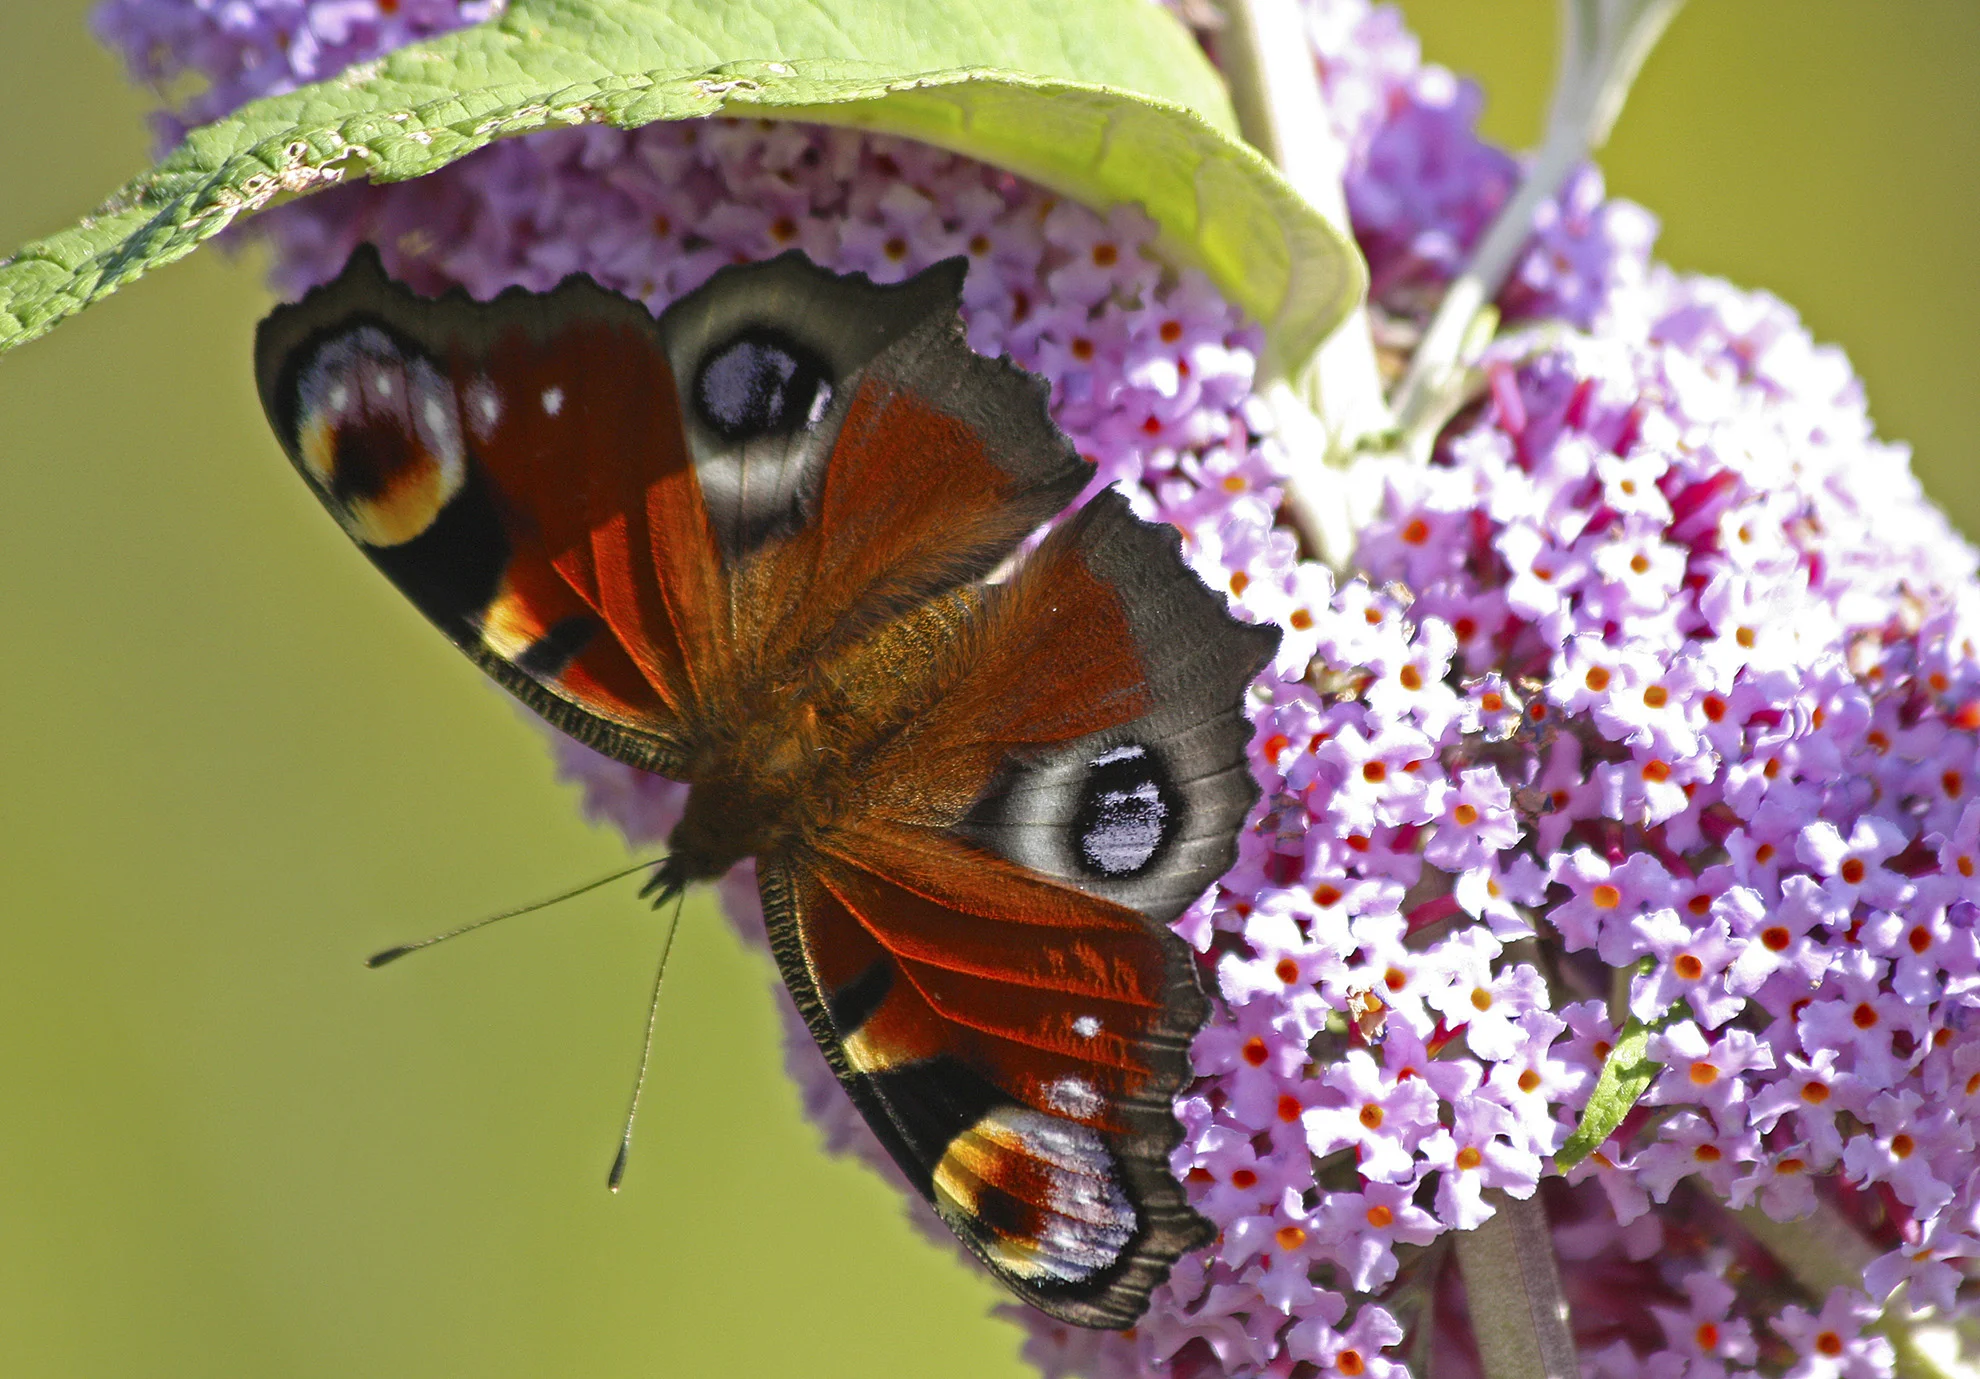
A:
[[256, 247, 1277, 1328], [657, 582, 985, 885]]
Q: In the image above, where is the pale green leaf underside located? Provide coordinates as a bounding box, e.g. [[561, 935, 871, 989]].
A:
[[0, 0, 1363, 375]]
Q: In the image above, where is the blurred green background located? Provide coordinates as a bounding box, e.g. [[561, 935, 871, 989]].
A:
[[0, 3, 1974, 1376]]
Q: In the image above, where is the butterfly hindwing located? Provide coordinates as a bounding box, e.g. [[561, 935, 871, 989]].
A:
[[666, 256, 1092, 687], [764, 837, 1208, 1329], [953, 493, 1282, 923], [657, 251, 975, 563]]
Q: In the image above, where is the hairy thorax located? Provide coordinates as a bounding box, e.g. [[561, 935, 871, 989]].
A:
[[666, 698, 834, 880], [664, 590, 983, 881]]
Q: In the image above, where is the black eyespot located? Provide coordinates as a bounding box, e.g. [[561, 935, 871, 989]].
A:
[[366, 463, 507, 639], [692, 328, 833, 441], [1073, 743, 1178, 878]]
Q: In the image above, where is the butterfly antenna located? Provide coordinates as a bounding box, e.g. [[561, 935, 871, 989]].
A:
[[365, 858, 666, 968], [608, 882, 688, 1192]]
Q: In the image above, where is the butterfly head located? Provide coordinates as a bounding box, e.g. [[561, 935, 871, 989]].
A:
[[638, 753, 823, 901], [636, 855, 691, 911]]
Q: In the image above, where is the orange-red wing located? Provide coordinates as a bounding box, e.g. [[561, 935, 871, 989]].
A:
[[851, 496, 1159, 830], [260, 250, 1280, 1332], [735, 366, 1086, 679], [753, 489, 1276, 1328], [813, 823, 1194, 1121], [254, 247, 725, 774], [760, 831, 1209, 1332]]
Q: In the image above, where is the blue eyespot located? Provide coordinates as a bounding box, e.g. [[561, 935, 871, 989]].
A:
[[693, 328, 833, 442], [1073, 743, 1178, 878]]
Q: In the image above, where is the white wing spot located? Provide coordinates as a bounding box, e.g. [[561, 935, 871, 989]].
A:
[[1081, 778, 1167, 875], [1072, 1015, 1102, 1039], [1046, 1076, 1103, 1118], [422, 397, 449, 435], [373, 373, 394, 397], [465, 379, 502, 439], [541, 385, 565, 416], [805, 380, 834, 427], [326, 384, 350, 412]]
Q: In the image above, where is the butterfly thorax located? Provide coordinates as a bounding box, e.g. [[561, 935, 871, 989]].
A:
[[663, 592, 987, 883], [663, 704, 835, 882]]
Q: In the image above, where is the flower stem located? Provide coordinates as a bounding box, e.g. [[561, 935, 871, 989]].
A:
[[1730, 1201, 1875, 1295], [1731, 1204, 1974, 1379], [1215, 0, 1390, 440], [1388, 0, 1685, 454], [1454, 1191, 1580, 1379], [1215, 0, 1392, 570]]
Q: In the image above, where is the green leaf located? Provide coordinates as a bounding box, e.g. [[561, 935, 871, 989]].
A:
[[1555, 974, 1678, 1171], [0, 0, 1363, 375]]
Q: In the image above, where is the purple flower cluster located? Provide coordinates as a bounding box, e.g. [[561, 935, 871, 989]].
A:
[[92, 0, 502, 145], [1301, 0, 1654, 334], [1183, 260, 1980, 1376], [97, 0, 1980, 1375]]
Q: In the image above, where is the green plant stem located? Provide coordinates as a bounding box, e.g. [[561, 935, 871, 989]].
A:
[[1216, 0, 1391, 571], [1215, 0, 1391, 437], [1387, 0, 1684, 454], [1732, 1201, 1877, 1295], [1732, 1204, 1974, 1379], [1454, 1192, 1580, 1379]]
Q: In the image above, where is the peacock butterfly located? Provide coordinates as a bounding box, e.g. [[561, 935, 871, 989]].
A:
[[253, 246, 1278, 1329]]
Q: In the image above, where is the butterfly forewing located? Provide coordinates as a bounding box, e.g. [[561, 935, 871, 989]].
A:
[[254, 247, 710, 773], [256, 249, 1279, 1330]]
